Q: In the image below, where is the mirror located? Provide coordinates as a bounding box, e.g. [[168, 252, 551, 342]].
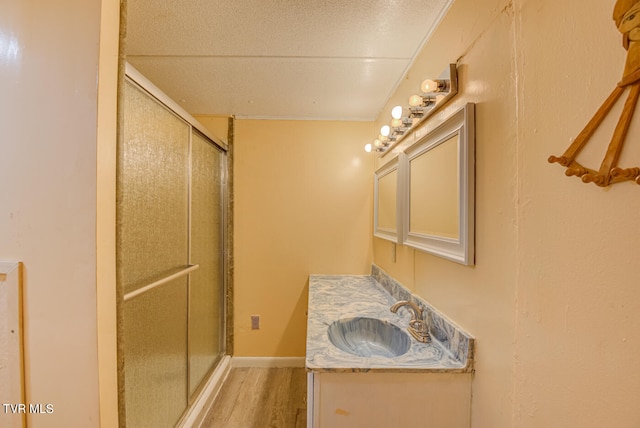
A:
[[403, 103, 475, 265], [373, 156, 404, 242], [409, 134, 459, 238]]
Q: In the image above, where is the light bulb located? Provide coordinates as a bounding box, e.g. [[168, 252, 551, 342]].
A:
[[380, 125, 391, 137], [374, 139, 383, 148], [391, 118, 403, 128], [391, 105, 403, 119], [421, 79, 439, 93], [364, 143, 372, 152], [408, 94, 423, 107]]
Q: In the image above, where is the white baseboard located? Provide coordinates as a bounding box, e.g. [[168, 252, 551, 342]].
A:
[[178, 355, 232, 428], [231, 356, 306, 368]]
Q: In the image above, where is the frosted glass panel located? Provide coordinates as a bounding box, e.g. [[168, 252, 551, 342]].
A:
[[189, 132, 225, 396], [124, 277, 188, 428], [409, 135, 459, 238], [119, 81, 190, 294]]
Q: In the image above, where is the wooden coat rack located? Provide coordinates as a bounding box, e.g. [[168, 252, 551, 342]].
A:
[[549, 0, 640, 187]]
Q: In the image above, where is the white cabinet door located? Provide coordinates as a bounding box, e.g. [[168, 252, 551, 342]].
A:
[[311, 371, 471, 428]]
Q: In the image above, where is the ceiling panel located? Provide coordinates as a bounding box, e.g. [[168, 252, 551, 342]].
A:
[[126, 0, 454, 120], [127, 56, 409, 120]]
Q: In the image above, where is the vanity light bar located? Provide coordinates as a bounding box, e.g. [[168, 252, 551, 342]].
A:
[[364, 64, 458, 154]]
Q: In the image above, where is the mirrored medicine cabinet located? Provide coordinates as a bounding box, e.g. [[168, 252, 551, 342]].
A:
[[374, 103, 475, 265]]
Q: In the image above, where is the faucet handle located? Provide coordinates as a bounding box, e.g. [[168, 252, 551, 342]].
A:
[[409, 319, 428, 333], [410, 302, 424, 318], [409, 319, 431, 343]]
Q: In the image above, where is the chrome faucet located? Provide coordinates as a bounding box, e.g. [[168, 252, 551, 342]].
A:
[[390, 301, 431, 343]]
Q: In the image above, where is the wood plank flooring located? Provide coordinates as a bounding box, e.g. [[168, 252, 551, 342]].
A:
[[201, 367, 307, 428]]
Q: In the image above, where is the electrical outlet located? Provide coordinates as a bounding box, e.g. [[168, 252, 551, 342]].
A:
[[251, 315, 260, 330]]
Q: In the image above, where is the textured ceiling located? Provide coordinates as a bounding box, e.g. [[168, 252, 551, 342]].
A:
[[126, 0, 453, 120]]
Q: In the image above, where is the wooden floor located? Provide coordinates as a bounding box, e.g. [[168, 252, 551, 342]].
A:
[[201, 367, 307, 428]]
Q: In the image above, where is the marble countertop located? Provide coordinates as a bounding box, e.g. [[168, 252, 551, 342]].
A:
[[305, 274, 472, 373]]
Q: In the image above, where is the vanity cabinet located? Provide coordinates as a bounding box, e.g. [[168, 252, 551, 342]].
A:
[[305, 272, 475, 428], [307, 371, 471, 428]]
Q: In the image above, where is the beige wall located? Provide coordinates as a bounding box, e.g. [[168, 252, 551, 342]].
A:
[[233, 120, 374, 356], [374, 0, 640, 426], [514, 0, 640, 426], [0, 0, 119, 426]]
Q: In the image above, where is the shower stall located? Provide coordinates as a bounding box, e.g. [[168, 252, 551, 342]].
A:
[[118, 64, 228, 427]]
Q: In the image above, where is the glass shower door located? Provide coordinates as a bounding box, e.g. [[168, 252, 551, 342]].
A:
[[119, 77, 226, 427], [120, 80, 190, 427]]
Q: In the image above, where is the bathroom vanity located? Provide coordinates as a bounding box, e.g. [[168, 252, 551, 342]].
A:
[[305, 268, 474, 427]]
